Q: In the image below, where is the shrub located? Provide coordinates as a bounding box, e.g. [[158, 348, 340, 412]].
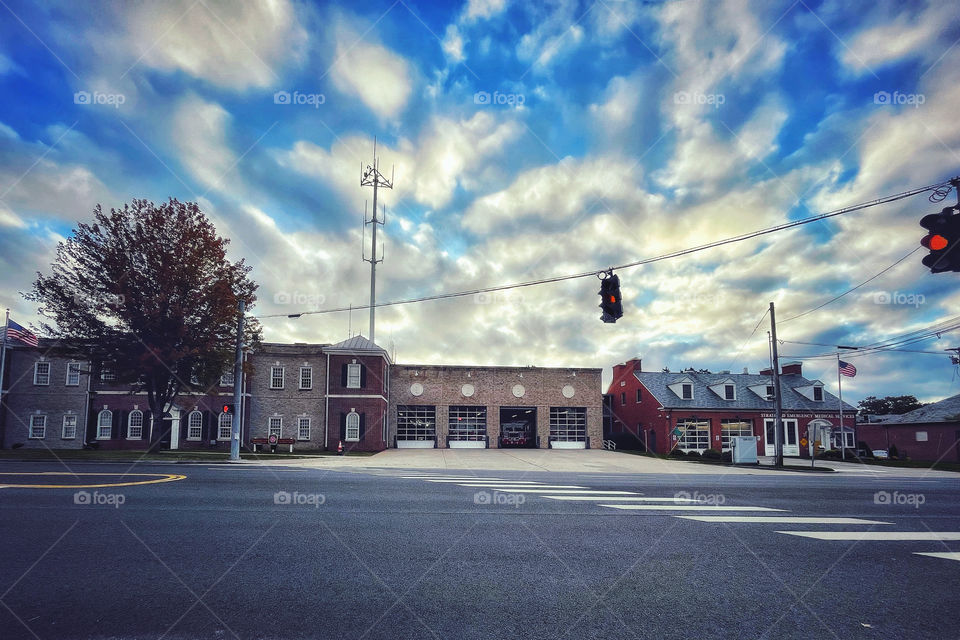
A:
[[818, 449, 842, 460], [668, 447, 685, 458], [889, 444, 900, 459], [701, 448, 722, 460], [721, 450, 732, 463], [11, 442, 24, 449], [685, 450, 702, 458]]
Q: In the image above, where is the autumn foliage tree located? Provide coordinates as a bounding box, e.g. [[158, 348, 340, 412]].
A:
[[26, 198, 261, 449]]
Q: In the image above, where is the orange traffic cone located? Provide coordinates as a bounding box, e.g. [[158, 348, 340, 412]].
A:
[[338, 440, 344, 456]]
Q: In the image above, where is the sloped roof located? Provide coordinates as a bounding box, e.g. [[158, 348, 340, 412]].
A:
[[324, 334, 390, 360], [634, 370, 856, 412], [876, 393, 960, 424]]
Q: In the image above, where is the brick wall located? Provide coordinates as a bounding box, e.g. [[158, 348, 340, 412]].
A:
[[247, 344, 327, 450]]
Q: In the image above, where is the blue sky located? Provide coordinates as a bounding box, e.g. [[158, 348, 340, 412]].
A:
[[1, 0, 959, 404]]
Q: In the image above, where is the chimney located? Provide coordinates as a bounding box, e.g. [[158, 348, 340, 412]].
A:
[[612, 357, 641, 380], [632, 357, 642, 372], [742, 367, 748, 374], [781, 361, 802, 376], [759, 367, 773, 376]]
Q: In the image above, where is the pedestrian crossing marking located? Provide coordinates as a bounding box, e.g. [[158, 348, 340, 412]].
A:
[[462, 487, 636, 494], [913, 552, 960, 562], [778, 531, 960, 541], [543, 496, 689, 502], [677, 516, 892, 524], [601, 504, 786, 511]]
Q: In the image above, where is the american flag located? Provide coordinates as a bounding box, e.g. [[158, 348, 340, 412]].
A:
[[6, 320, 38, 347], [838, 360, 857, 377]]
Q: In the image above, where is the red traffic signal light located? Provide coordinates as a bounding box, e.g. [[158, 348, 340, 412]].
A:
[[222, 403, 234, 414], [598, 273, 624, 323], [920, 207, 960, 273]]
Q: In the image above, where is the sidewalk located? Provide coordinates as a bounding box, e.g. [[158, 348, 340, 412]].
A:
[[257, 449, 958, 477]]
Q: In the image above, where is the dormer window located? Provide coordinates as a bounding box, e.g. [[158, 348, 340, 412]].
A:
[[681, 383, 693, 400], [766, 385, 774, 399], [813, 386, 823, 402], [724, 384, 735, 400]]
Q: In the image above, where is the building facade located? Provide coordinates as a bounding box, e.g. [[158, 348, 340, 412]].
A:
[[0, 335, 603, 452], [859, 393, 960, 462], [606, 357, 857, 457]]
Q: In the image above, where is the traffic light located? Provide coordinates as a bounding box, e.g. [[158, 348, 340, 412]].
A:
[[920, 207, 960, 273], [222, 403, 234, 415], [598, 273, 623, 323]]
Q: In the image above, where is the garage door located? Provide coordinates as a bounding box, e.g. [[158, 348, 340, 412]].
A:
[[448, 406, 487, 448], [397, 405, 436, 449], [549, 407, 586, 449]]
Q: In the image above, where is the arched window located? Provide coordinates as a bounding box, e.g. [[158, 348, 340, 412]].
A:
[[187, 410, 203, 440], [127, 410, 144, 439], [97, 410, 112, 439], [345, 411, 360, 441], [218, 411, 232, 440]]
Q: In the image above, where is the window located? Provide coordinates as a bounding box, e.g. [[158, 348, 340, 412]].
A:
[[97, 410, 112, 439], [29, 415, 46, 439], [396, 405, 436, 441], [220, 371, 235, 386], [549, 407, 587, 442], [62, 415, 77, 439], [765, 385, 775, 399], [345, 412, 360, 441], [270, 366, 284, 389], [813, 386, 824, 402], [297, 417, 311, 440], [676, 418, 709, 451], [127, 410, 144, 439], [681, 384, 693, 400], [66, 362, 81, 386], [724, 384, 735, 400], [720, 419, 752, 451], [218, 412, 232, 440], [449, 406, 486, 442], [299, 366, 312, 390], [187, 411, 202, 440], [268, 417, 282, 437], [620, 392, 626, 405], [916, 431, 928, 442], [636, 388, 642, 403], [33, 362, 50, 386], [100, 367, 115, 381], [346, 363, 361, 388]]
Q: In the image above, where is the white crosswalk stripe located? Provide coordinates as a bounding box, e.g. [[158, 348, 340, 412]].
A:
[[544, 496, 688, 502], [601, 504, 785, 511], [913, 552, 960, 562], [677, 516, 892, 524], [777, 531, 960, 541]]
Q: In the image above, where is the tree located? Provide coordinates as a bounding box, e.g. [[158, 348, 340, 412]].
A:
[[857, 395, 924, 416], [26, 198, 261, 450]]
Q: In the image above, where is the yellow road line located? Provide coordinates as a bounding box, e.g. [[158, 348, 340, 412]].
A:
[[0, 472, 187, 489]]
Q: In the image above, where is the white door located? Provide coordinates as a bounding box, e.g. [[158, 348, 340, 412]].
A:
[[764, 419, 800, 456]]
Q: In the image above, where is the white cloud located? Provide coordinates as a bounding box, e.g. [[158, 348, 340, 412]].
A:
[[840, 4, 954, 73], [119, 0, 307, 89], [171, 95, 235, 193], [465, 0, 508, 21], [328, 24, 413, 120], [442, 24, 466, 62]]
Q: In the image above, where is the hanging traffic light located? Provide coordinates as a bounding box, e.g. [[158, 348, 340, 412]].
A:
[[598, 272, 623, 323], [222, 403, 234, 414], [920, 207, 960, 273]]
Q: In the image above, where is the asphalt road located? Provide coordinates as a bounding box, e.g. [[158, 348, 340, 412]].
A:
[[1, 460, 958, 640]]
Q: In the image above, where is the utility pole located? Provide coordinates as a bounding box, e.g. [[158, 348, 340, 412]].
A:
[[360, 139, 393, 344], [230, 299, 245, 462], [769, 302, 784, 468]]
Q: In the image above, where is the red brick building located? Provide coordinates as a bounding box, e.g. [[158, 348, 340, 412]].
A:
[[606, 357, 856, 457]]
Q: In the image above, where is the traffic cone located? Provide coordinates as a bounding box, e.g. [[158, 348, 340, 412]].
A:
[[338, 440, 344, 456]]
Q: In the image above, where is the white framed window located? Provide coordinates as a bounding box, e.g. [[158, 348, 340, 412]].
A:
[[765, 385, 775, 399], [299, 366, 312, 390], [187, 410, 202, 440], [66, 362, 81, 386], [270, 366, 284, 389], [813, 386, 824, 402], [720, 419, 752, 451], [127, 410, 144, 439], [681, 383, 693, 400], [345, 411, 360, 441], [297, 417, 311, 440], [620, 392, 626, 405], [916, 431, 928, 442], [220, 371, 235, 386], [724, 384, 735, 400], [97, 410, 112, 439], [636, 388, 642, 403], [676, 418, 709, 451], [29, 415, 46, 439], [100, 367, 115, 381], [218, 412, 232, 440], [33, 362, 50, 386], [268, 416, 282, 437], [346, 363, 361, 388], [62, 415, 77, 439]]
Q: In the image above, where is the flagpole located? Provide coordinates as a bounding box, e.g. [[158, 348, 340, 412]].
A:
[[837, 353, 845, 461], [0, 309, 8, 447]]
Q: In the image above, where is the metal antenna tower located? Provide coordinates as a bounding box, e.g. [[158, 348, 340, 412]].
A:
[[360, 137, 393, 344]]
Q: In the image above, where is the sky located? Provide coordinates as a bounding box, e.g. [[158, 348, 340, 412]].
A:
[[0, 0, 959, 406]]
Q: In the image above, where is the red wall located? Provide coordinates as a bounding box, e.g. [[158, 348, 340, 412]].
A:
[[859, 423, 960, 462]]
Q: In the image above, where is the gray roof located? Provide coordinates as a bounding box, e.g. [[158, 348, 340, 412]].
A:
[[876, 393, 960, 424], [634, 370, 856, 412], [324, 335, 390, 359]]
